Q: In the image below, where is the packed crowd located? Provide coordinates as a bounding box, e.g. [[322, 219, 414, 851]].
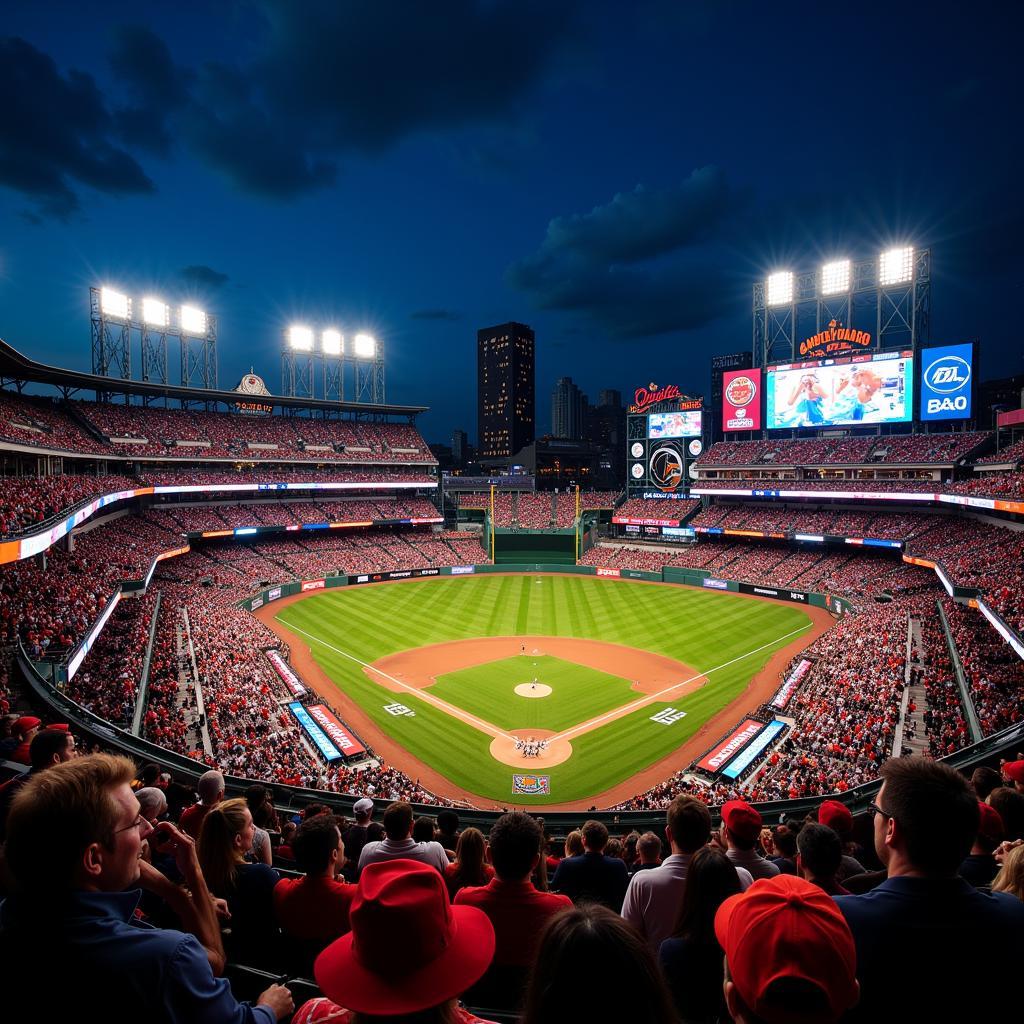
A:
[[0, 472, 137, 537], [690, 504, 942, 541], [614, 497, 700, 521]]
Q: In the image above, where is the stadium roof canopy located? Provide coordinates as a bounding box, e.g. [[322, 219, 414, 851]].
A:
[[0, 338, 427, 416]]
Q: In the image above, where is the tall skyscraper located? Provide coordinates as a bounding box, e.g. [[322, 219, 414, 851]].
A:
[[477, 322, 535, 459], [598, 389, 621, 409], [451, 428, 467, 466], [551, 376, 587, 440]]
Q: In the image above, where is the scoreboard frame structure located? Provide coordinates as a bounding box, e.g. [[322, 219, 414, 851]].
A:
[[625, 385, 704, 501]]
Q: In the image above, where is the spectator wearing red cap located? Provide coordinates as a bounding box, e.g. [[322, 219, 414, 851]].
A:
[[9, 715, 41, 764], [836, 756, 1024, 1021], [1002, 759, 1024, 793], [716, 874, 860, 1023], [293, 859, 496, 1024], [959, 802, 1005, 887], [817, 799, 866, 879], [720, 800, 779, 880]]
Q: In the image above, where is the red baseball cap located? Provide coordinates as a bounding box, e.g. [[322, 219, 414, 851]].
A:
[[817, 799, 853, 835], [722, 799, 762, 842], [1002, 760, 1024, 785], [315, 859, 495, 1014], [716, 874, 858, 1023], [13, 716, 41, 737], [977, 801, 1004, 844]]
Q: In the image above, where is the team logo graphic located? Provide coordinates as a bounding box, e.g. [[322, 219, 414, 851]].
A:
[[512, 774, 551, 795], [650, 708, 687, 725], [631, 462, 645, 479], [649, 444, 684, 491], [688, 439, 703, 458], [631, 442, 645, 458], [924, 356, 971, 393], [724, 375, 756, 408], [383, 703, 416, 717]]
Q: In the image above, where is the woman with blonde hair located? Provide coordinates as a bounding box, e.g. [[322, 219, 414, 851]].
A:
[[992, 843, 1024, 900], [444, 826, 494, 900], [198, 797, 280, 964]]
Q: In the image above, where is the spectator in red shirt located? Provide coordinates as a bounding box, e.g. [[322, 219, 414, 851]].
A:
[[179, 770, 225, 839]]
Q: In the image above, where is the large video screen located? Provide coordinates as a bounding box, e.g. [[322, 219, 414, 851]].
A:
[[648, 409, 702, 438], [766, 351, 913, 429], [920, 343, 974, 421]]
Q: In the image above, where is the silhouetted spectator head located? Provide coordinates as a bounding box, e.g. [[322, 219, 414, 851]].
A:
[[771, 826, 798, 861], [971, 766, 1003, 801], [436, 808, 460, 838], [488, 811, 542, 881], [565, 830, 584, 857], [722, 800, 763, 852], [637, 831, 662, 864], [797, 824, 842, 886], [521, 903, 676, 1024], [666, 795, 712, 853], [581, 819, 608, 852], [413, 815, 435, 843], [28, 727, 77, 769], [716, 874, 859, 1023], [293, 814, 344, 876], [382, 801, 414, 841], [673, 845, 742, 942], [974, 802, 1005, 855], [988, 787, 1024, 841]]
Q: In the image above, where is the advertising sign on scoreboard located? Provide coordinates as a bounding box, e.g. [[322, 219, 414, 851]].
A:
[[722, 368, 762, 432], [920, 343, 974, 421]]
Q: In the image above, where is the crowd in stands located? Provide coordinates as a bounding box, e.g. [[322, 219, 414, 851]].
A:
[[0, 472, 136, 536], [690, 503, 942, 540], [578, 491, 620, 509], [140, 467, 437, 486], [976, 434, 1024, 465], [0, 391, 108, 454], [944, 469, 1024, 500], [516, 494, 552, 529], [614, 497, 700, 521]]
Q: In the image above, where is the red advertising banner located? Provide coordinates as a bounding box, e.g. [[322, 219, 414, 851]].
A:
[[596, 567, 621, 577], [306, 704, 366, 755], [696, 718, 765, 772], [723, 368, 762, 432], [997, 408, 1024, 428]]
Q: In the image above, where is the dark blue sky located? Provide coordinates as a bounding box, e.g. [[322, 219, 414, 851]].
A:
[[1, 1, 1021, 442]]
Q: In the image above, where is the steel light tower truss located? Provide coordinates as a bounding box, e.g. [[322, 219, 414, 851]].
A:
[[180, 315, 218, 390], [141, 326, 169, 384], [90, 287, 131, 381], [282, 347, 315, 400], [753, 249, 930, 368], [355, 349, 385, 404], [323, 354, 344, 401]]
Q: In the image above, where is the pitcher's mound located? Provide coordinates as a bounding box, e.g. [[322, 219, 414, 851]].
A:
[[515, 682, 552, 698]]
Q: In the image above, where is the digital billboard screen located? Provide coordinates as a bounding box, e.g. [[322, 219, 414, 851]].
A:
[[722, 368, 762, 431], [920, 343, 973, 421], [648, 409, 702, 438], [766, 351, 913, 429]]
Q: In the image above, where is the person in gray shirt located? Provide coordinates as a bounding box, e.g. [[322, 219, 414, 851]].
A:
[[357, 800, 449, 875]]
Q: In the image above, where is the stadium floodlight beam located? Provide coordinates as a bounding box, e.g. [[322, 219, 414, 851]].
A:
[[765, 271, 794, 307], [820, 259, 851, 295], [100, 287, 130, 320], [142, 296, 169, 327], [353, 332, 376, 359], [879, 246, 914, 286], [321, 329, 343, 355], [288, 325, 314, 351], [180, 305, 207, 336]]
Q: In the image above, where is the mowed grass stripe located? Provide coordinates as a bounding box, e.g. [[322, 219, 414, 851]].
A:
[[276, 575, 813, 803]]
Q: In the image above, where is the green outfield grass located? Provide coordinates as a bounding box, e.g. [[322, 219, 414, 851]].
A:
[[275, 574, 814, 804], [430, 654, 635, 733]]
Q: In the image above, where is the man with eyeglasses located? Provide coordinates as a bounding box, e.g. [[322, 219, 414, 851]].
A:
[[0, 753, 293, 1023], [834, 756, 1024, 1022]]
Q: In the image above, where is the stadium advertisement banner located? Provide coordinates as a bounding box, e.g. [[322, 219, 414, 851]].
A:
[[738, 582, 808, 603], [697, 719, 765, 772], [687, 488, 1024, 514], [301, 579, 326, 592], [920, 343, 974, 421], [512, 774, 551, 795], [613, 516, 682, 527], [349, 567, 440, 585], [721, 719, 787, 779], [266, 650, 307, 697], [152, 481, 433, 495], [771, 659, 812, 709], [702, 578, 730, 590], [451, 565, 477, 575], [640, 490, 693, 500], [66, 589, 122, 680], [766, 350, 914, 428], [250, 596, 264, 610], [722, 368, 762, 432], [997, 408, 1024, 428], [306, 704, 366, 756], [661, 526, 695, 538], [288, 701, 343, 762], [267, 586, 283, 601], [596, 567, 621, 577]]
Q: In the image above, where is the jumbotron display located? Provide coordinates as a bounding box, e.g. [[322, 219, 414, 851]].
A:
[[648, 409, 703, 438], [766, 350, 913, 428]]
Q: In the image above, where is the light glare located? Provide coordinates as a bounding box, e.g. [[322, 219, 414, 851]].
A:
[[289, 325, 314, 351], [879, 247, 914, 286], [142, 296, 169, 327], [353, 332, 376, 358], [321, 329, 343, 355], [820, 260, 850, 295], [766, 271, 794, 306], [100, 287, 130, 320], [180, 305, 207, 335]]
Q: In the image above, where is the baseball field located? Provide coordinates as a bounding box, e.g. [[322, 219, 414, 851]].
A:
[[271, 574, 819, 806]]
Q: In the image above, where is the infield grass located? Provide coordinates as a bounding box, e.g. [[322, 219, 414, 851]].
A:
[[275, 574, 813, 804]]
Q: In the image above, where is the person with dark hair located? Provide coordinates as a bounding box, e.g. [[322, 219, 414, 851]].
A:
[[245, 784, 280, 833], [436, 807, 461, 852], [630, 831, 662, 875], [341, 797, 374, 876], [988, 786, 1024, 840], [717, 874, 859, 1024], [520, 903, 676, 1024], [836, 756, 1024, 1021], [413, 814, 437, 844], [720, 800, 779, 880], [958, 801, 1005, 887], [816, 799, 866, 879], [444, 826, 493, 900], [455, 812, 571, 989], [0, 754, 292, 1022], [624, 795, 751, 953], [357, 800, 448, 874], [971, 765, 1003, 800], [658, 846, 742, 1023], [765, 826, 797, 875], [293, 860, 496, 1024], [550, 818, 629, 909], [0, 726, 77, 840], [796, 823, 848, 896]]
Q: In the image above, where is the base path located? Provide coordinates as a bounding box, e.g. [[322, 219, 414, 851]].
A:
[[255, 583, 835, 811]]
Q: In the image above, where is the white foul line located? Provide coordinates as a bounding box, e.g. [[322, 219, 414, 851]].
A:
[[552, 622, 814, 742], [282, 622, 518, 741]]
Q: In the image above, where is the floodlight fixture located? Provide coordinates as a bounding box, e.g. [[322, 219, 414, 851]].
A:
[[820, 259, 850, 295], [142, 296, 170, 327], [321, 329, 343, 355], [766, 271, 794, 307], [353, 332, 376, 359], [100, 287, 130, 320], [879, 246, 914, 286], [288, 325, 314, 351], [180, 305, 208, 336]]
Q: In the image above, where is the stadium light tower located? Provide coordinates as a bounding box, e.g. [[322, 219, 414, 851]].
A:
[[321, 329, 344, 400], [353, 332, 384, 403], [91, 286, 132, 384], [140, 297, 170, 385], [282, 325, 315, 398], [879, 246, 914, 286], [820, 260, 851, 296], [766, 271, 794, 307], [178, 304, 218, 390]]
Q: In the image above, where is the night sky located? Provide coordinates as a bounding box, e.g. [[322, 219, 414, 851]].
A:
[[1, 1, 1021, 442]]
